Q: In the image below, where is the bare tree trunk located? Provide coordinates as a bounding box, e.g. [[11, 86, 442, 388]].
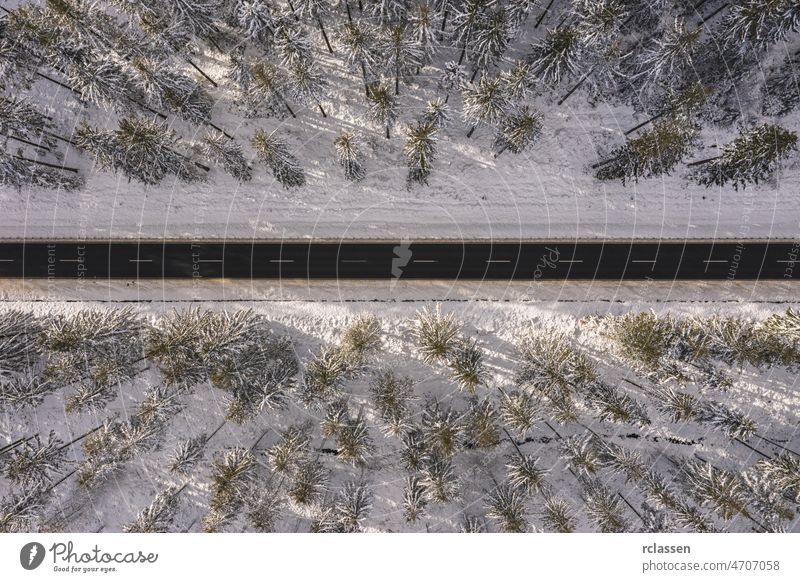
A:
[[361, 61, 370, 96], [466, 125, 476, 138], [2, 134, 51, 152], [58, 424, 104, 451], [441, 10, 449, 33], [686, 155, 721, 167], [317, 18, 334, 54], [13, 155, 79, 173], [186, 58, 217, 87], [385, 126, 390, 139], [317, 102, 327, 118], [535, 0, 556, 29], [345, 0, 353, 23], [557, 65, 596, 106], [624, 111, 665, 135]]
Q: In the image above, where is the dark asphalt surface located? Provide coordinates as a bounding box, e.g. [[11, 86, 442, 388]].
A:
[[0, 241, 797, 280]]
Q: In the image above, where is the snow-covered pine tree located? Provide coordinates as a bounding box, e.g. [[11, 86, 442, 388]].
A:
[[528, 26, 583, 86], [409, 1, 438, 67], [247, 485, 283, 532], [366, 80, 399, 138], [124, 485, 180, 532], [722, 0, 800, 55], [470, 7, 512, 80], [247, 61, 294, 118], [448, 337, 489, 393], [570, 0, 627, 49], [465, 397, 500, 448], [462, 75, 510, 137], [289, 458, 327, 505], [762, 52, 800, 116], [337, 480, 373, 532], [403, 473, 428, 522], [334, 131, 367, 181], [336, 410, 373, 465], [541, 494, 576, 532], [274, 16, 313, 68], [420, 453, 459, 502], [693, 124, 797, 190], [485, 482, 528, 532], [337, 20, 379, 94], [597, 440, 646, 483], [0, 376, 54, 410], [207, 447, 257, 520], [438, 60, 466, 102], [501, 59, 535, 101], [286, 58, 328, 117], [370, 369, 414, 436], [764, 307, 800, 340], [339, 313, 383, 374], [634, 18, 701, 90], [753, 455, 800, 502], [0, 95, 57, 150], [595, 115, 698, 183], [0, 150, 82, 191], [0, 310, 40, 377], [401, 428, 428, 471], [293, 0, 334, 53], [582, 477, 630, 532], [251, 128, 306, 188], [267, 423, 311, 473], [367, 0, 409, 24], [3, 431, 67, 488], [493, 105, 543, 156], [421, 400, 463, 457], [499, 389, 538, 437], [201, 131, 253, 182], [300, 347, 346, 407], [420, 97, 450, 129], [506, 452, 548, 496], [560, 433, 602, 476], [0, 488, 44, 533], [507, 0, 540, 32], [682, 459, 752, 522], [169, 433, 208, 474], [380, 23, 424, 95], [451, 0, 494, 66], [161, 0, 220, 43], [413, 304, 461, 363], [694, 400, 757, 439], [231, 0, 275, 43], [131, 57, 212, 124], [76, 117, 202, 185], [584, 380, 651, 427], [403, 120, 438, 185]]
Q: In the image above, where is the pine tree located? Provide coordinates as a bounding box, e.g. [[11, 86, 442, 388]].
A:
[[485, 482, 528, 532], [0, 376, 54, 410], [169, 434, 208, 474], [465, 397, 500, 448], [0, 310, 40, 376], [337, 480, 372, 532], [471, 7, 512, 78], [693, 124, 797, 190], [507, 0, 539, 31], [448, 337, 489, 393], [3, 431, 67, 488], [764, 308, 800, 340], [267, 424, 311, 473], [462, 75, 510, 136], [247, 61, 293, 118], [0, 488, 44, 533], [400, 428, 428, 471], [461, 514, 488, 532], [528, 26, 583, 86], [0, 95, 57, 150], [366, 81, 399, 138], [289, 458, 327, 505], [293, 0, 334, 53], [274, 17, 313, 68], [561, 433, 602, 476], [403, 120, 438, 185], [247, 485, 283, 532], [683, 460, 752, 521], [251, 129, 306, 188], [451, 0, 494, 66], [635, 18, 701, 90], [231, 0, 275, 43], [367, 0, 409, 24], [0, 150, 82, 191], [207, 448, 257, 523], [722, 0, 800, 54], [300, 347, 346, 407], [584, 380, 651, 427], [76, 117, 202, 185], [421, 401, 463, 457], [506, 453, 548, 496], [124, 486, 180, 533], [334, 131, 367, 181], [337, 21, 378, 93], [438, 60, 466, 101], [501, 59, 535, 101], [595, 116, 698, 183], [164, 0, 220, 42], [370, 369, 414, 436], [286, 58, 328, 117], [753, 455, 800, 502], [381, 23, 424, 95], [201, 132, 253, 182], [493, 106, 543, 156], [131, 57, 212, 124], [571, 0, 628, 49], [499, 389, 538, 437], [762, 52, 800, 116], [336, 410, 373, 465], [420, 97, 451, 129], [413, 304, 461, 364], [541, 495, 576, 532], [339, 313, 383, 374], [420, 453, 459, 502], [694, 401, 757, 439], [409, 1, 438, 66], [403, 473, 428, 522], [582, 477, 630, 532]]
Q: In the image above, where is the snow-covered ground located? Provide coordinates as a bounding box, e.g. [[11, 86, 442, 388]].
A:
[[2, 281, 798, 533], [1, 2, 798, 241]]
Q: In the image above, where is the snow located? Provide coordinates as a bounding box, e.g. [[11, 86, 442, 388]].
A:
[[1, 3, 798, 241], [1, 280, 798, 532]]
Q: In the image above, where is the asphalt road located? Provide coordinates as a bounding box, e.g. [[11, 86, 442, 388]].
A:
[[0, 241, 797, 280]]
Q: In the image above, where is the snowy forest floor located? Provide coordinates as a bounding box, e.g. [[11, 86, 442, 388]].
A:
[[1, 0, 799, 240], [1, 280, 798, 533]]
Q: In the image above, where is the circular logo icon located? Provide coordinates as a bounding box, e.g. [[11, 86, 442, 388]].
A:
[[20, 542, 46, 570]]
